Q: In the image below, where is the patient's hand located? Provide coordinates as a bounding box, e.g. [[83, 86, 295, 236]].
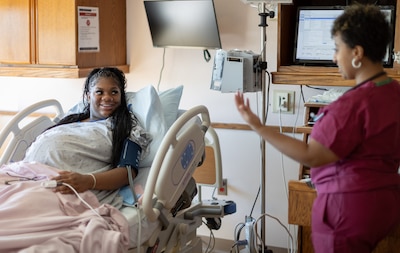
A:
[[52, 171, 94, 194]]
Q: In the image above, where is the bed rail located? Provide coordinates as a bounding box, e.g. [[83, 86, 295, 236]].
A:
[[142, 105, 210, 223], [0, 99, 64, 165]]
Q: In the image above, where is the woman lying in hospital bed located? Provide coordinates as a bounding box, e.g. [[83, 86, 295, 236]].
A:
[[25, 67, 151, 208], [0, 67, 204, 252]]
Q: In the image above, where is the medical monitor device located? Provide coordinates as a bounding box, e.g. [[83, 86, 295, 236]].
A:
[[210, 49, 262, 93], [293, 6, 345, 66], [143, 0, 222, 49], [293, 5, 395, 67]]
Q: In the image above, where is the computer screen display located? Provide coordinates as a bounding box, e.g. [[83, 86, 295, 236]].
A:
[[293, 5, 395, 67], [144, 0, 222, 49], [293, 6, 344, 66]]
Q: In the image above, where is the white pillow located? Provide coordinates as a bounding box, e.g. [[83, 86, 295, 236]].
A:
[[125, 86, 165, 167], [158, 85, 183, 129], [126, 85, 183, 167]]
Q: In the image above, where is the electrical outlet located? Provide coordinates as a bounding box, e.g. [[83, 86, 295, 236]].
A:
[[272, 90, 295, 114], [278, 92, 289, 111], [218, 178, 228, 195]]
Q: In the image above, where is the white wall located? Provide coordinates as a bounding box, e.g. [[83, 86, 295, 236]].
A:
[[0, 0, 333, 249]]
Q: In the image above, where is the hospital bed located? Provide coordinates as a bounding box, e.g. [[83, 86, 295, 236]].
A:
[[0, 92, 236, 252]]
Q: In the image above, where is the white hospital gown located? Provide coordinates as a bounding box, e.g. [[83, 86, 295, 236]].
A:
[[24, 119, 123, 207]]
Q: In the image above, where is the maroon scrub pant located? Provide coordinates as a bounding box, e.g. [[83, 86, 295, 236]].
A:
[[311, 188, 400, 253]]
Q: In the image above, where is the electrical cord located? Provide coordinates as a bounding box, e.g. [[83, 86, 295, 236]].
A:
[[300, 85, 306, 103], [276, 101, 289, 200], [62, 182, 146, 251], [263, 70, 271, 124], [135, 202, 142, 253], [52, 181, 146, 251], [41, 181, 123, 233], [232, 222, 247, 253], [249, 186, 260, 218], [211, 186, 217, 200], [156, 48, 166, 92], [61, 182, 103, 219], [202, 219, 216, 253], [305, 85, 329, 91], [253, 213, 295, 253], [232, 212, 295, 253]]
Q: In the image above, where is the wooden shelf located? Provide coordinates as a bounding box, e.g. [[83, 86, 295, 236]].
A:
[[296, 126, 312, 134], [0, 65, 129, 79], [272, 66, 400, 86], [273, 0, 400, 87]]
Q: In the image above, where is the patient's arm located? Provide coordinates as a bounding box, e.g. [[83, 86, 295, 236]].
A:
[[53, 138, 141, 194], [52, 166, 135, 194]]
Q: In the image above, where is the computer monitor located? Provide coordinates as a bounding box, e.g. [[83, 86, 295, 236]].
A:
[[293, 6, 345, 66], [143, 0, 222, 49], [293, 5, 395, 67]]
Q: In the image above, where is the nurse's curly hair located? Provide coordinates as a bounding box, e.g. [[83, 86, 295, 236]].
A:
[[331, 4, 391, 63]]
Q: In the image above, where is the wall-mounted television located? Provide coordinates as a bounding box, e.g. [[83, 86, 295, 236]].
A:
[[143, 0, 222, 49], [293, 5, 395, 67]]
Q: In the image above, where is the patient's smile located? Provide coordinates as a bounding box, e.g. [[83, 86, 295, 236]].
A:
[[88, 77, 122, 120], [100, 103, 117, 115]]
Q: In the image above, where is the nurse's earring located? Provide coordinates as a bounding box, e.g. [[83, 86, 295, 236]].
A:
[[352, 58, 362, 69]]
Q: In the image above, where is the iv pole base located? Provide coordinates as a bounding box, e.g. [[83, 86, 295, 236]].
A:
[[258, 245, 273, 253]]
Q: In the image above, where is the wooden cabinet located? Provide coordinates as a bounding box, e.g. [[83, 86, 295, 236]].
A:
[[0, 0, 128, 78], [272, 0, 400, 86], [288, 181, 316, 253], [289, 179, 400, 253]]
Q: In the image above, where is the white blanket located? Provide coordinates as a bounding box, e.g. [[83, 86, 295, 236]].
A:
[[0, 161, 130, 253]]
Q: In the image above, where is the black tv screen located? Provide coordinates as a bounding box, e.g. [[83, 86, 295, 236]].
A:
[[293, 5, 395, 67], [144, 0, 222, 49]]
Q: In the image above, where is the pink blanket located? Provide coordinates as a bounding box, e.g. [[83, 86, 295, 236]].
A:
[[0, 162, 129, 253]]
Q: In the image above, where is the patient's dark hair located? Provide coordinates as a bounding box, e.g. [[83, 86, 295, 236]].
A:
[[51, 67, 132, 167]]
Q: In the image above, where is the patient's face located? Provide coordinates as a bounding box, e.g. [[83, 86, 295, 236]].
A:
[[87, 77, 122, 121]]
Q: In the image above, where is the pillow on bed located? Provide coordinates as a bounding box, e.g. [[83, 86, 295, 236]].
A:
[[158, 85, 183, 129], [125, 85, 183, 167]]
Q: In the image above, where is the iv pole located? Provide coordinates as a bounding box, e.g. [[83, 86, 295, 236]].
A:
[[257, 3, 274, 252]]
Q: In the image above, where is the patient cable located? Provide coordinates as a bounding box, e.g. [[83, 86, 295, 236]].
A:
[[41, 180, 102, 219], [42, 179, 144, 251]]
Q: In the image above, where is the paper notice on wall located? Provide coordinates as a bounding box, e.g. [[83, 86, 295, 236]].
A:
[[78, 6, 100, 52]]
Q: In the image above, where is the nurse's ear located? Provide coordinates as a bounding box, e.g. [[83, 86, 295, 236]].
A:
[[352, 45, 364, 60]]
